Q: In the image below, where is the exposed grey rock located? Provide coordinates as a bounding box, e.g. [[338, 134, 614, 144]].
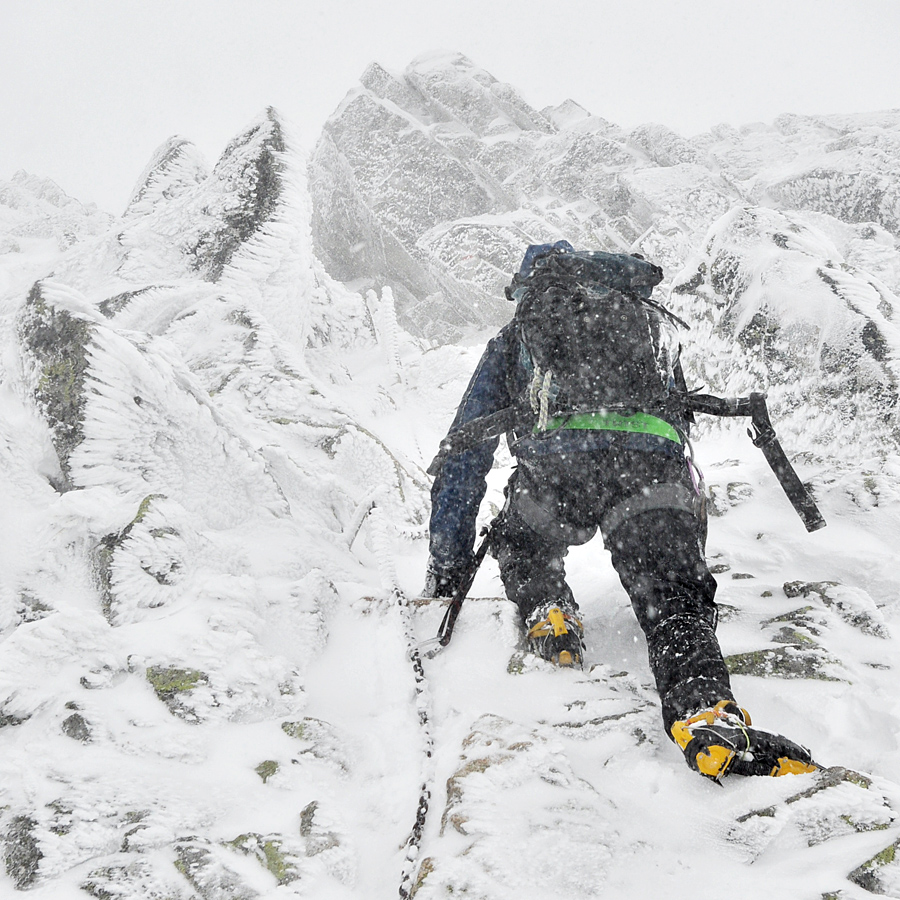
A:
[[727, 767, 893, 870], [17, 281, 94, 489], [146, 665, 210, 723], [174, 839, 259, 899], [97, 285, 158, 319], [725, 644, 842, 680], [228, 831, 303, 885], [82, 858, 195, 900], [763, 605, 823, 637], [282, 717, 350, 772], [849, 837, 900, 894], [94, 493, 196, 625], [299, 801, 340, 857], [46, 799, 75, 836], [96, 493, 165, 621], [784, 580, 889, 638], [706, 481, 753, 517], [254, 760, 278, 784], [15, 589, 53, 623], [0, 709, 28, 727], [61, 711, 92, 743], [80, 666, 129, 690], [3, 815, 42, 889]]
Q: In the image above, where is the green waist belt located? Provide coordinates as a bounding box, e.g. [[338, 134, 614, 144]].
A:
[[539, 410, 682, 445]]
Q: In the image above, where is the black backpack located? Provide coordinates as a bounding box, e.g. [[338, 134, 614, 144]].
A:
[[429, 245, 826, 535], [507, 247, 682, 418]]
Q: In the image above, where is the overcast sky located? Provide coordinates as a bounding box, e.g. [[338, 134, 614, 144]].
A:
[[3, 0, 898, 214]]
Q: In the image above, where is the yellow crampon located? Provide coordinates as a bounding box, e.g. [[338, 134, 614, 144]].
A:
[[770, 756, 819, 777], [526, 607, 583, 667], [671, 700, 751, 780], [671, 700, 819, 781]]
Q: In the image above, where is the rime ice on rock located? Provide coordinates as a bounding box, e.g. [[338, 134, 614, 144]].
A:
[[2, 58, 900, 900], [668, 205, 900, 460], [123, 137, 211, 220], [310, 61, 900, 347], [0, 104, 427, 897]]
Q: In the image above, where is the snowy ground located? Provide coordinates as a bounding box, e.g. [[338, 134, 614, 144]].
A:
[[3, 152, 900, 898], [2, 271, 900, 899]]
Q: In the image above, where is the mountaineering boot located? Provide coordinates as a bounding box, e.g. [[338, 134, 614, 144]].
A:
[[671, 700, 819, 782], [525, 601, 585, 667]]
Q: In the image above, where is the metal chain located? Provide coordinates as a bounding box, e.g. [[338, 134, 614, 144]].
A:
[[366, 506, 435, 899], [396, 589, 434, 900]]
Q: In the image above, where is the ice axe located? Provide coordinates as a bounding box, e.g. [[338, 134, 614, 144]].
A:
[[420, 518, 500, 658], [684, 391, 826, 533]]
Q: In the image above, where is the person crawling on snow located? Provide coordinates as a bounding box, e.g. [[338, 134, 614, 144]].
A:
[[423, 241, 818, 782]]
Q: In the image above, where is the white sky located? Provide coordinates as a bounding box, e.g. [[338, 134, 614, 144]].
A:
[[2, 0, 899, 214]]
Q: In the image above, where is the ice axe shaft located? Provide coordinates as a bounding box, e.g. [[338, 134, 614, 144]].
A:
[[685, 391, 826, 533], [422, 521, 497, 658], [745, 392, 825, 533]]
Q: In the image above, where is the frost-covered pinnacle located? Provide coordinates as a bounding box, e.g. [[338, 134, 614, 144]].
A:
[[123, 136, 210, 219]]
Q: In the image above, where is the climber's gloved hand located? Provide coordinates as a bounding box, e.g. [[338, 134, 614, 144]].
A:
[[420, 559, 471, 600]]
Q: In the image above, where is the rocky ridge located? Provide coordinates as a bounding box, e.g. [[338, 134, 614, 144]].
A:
[[1, 56, 900, 899], [0, 107, 431, 898]]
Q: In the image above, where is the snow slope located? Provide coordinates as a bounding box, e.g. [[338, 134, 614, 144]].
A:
[[1, 63, 900, 899]]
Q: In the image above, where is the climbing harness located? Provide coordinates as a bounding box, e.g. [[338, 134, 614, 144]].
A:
[[427, 391, 825, 533]]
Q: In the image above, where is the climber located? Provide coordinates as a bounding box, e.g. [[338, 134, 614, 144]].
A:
[[422, 241, 818, 781]]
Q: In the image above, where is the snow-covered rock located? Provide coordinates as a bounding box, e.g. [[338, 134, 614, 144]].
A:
[[310, 56, 900, 349], [0, 105, 433, 899], [2, 55, 900, 900], [0, 171, 111, 254]]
